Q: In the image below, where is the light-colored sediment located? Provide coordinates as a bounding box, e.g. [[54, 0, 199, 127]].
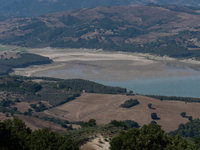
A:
[[10, 47, 200, 81]]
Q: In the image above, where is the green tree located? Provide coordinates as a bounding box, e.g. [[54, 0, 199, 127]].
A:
[[151, 121, 157, 124], [81, 119, 97, 128], [27, 128, 79, 150], [0, 118, 79, 150], [148, 103, 152, 109], [88, 119, 96, 127], [180, 112, 186, 117], [0, 117, 31, 150], [110, 120, 128, 130], [151, 113, 157, 120], [127, 90, 133, 95], [188, 116, 193, 121], [109, 124, 189, 150]]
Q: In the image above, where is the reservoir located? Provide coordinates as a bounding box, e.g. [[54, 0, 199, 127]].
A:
[[14, 48, 200, 98], [93, 75, 200, 98], [36, 64, 200, 98]]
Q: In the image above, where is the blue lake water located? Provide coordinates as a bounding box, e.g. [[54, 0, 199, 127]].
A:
[[93, 75, 200, 98], [36, 64, 200, 98]]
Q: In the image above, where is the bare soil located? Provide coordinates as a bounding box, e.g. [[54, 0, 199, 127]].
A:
[[54, 93, 200, 132], [12, 102, 32, 113], [11, 48, 200, 81]]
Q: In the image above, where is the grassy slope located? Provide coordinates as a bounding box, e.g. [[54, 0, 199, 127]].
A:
[[1, 6, 200, 58], [53, 93, 200, 132]]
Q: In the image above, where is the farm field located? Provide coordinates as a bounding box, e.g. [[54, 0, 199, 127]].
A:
[[46, 93, 200, 132]]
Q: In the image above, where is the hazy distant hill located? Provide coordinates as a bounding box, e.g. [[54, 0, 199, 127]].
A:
[[1, 5, 200, 58], [0, 0, 200, 19]]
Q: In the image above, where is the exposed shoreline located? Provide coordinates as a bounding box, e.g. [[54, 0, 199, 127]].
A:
[[10, 47, 200, 81]]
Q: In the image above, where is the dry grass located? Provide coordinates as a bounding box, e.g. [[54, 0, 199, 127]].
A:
[[81, 135, 110, 150], [55, 93, 200, 132], [12, 102, 32, 113], [0, 112, 66, 133]]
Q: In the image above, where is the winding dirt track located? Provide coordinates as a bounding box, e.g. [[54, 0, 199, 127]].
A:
[[56, 93, 200, 132]]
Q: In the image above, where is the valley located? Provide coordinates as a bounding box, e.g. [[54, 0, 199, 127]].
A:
[[1, 3, 200, 150], [11, 47, 200, 81]]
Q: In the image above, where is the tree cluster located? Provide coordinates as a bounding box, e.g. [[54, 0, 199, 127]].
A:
[[120, 99, 139, 108], [0, 53, 52, 75], [169, 118, 200, 138], [110, 124, 189, 150], [58, 79, 126, 94], [0, 117, 79, 150], [110, 120, 139, 129], [81, 119, 96, 128], [145, 95, 200, 103]]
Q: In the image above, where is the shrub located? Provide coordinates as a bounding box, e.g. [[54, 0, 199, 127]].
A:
[[180, 112, 186, 117], [123, 120, 139, 129], [151, 121, 157, 124], [110, 120, 128, 130], [81, 119, 96, 128], [188, 116, 193, 121], [15, 98, 20, 102], [148, 103, 152, 109], [30, 104, 36, 109], [12, 107, 18, 111], [151, 113, 157, 120], [120, 99, 139, 108]]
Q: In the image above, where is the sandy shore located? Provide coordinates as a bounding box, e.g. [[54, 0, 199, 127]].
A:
[[10, 47, 200, 81]]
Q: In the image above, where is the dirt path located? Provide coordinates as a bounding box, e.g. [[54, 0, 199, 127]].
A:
[[55, 93, 200, 132], [76, 104, 84, 121]]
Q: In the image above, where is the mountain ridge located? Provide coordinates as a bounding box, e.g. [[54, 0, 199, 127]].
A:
[[1, 5, 200, 58], [0, 0, 199, 19]]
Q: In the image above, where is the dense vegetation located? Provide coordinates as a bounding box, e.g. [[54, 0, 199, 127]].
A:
[[0, 53, 52, 75], [57, 79, 127, 94], [40, 117, 68, 128], [110, 120, 139, 129], [81, 119, 97, 128], [0, 117, 79, 150], [0, 76, 126, 107], [169, 119, 200, 138], [110, 123, 191, 150], [3, 117, 200, 149], [145, 95, 200, 103], [63, 122, 124, 144], [120, 99, 139, 108]]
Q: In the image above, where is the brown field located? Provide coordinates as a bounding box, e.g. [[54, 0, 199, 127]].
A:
[[0, 112, 66, 133], [53, 93, 200, 132], [12, 102, 32, 113], [10, 100, 52, 113]]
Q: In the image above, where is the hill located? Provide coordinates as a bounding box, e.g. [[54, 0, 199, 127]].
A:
[[52, 93, 200, 132], [0, 0, 200, 20], [0, 51, 52, 75], [1, 75, 200, 149], [0, 75, 126, 131], [1, 74, 199, 133], [1, 5, 200, 58]]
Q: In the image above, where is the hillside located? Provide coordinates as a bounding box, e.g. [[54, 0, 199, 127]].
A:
[[0, 0, 199, 20], [0, 50, 52, 75], [0, 75, 126, 130], [1, 75, 199, 133], [53, 93, 200, 132], [1, 75, 200, 149], [1, 5, 200, 58]]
